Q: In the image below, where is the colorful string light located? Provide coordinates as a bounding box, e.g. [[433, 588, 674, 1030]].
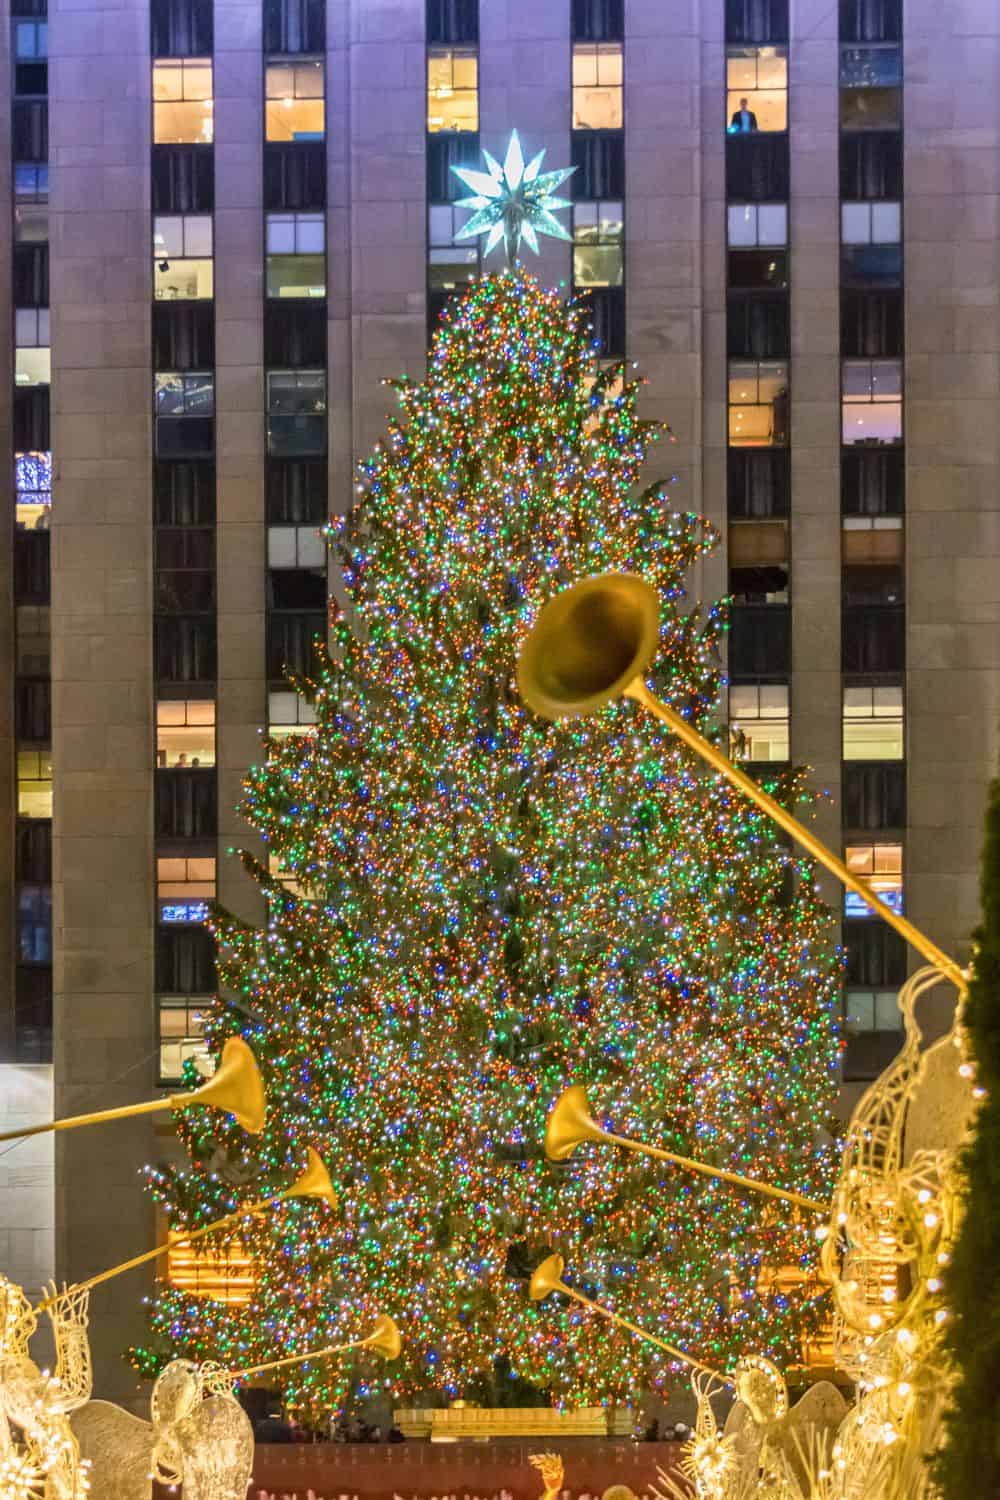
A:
[[131, 269, 842, 1418]]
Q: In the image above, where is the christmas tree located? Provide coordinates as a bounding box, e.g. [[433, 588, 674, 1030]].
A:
[[133, 266, 841, 1416]]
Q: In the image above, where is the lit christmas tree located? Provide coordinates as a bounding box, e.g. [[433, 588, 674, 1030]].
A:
[[133, 263, 841, 1416]]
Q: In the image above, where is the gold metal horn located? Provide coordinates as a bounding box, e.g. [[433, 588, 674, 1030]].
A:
[[544, 1085, 826, 1213], [529, 1253, 567, 1303], [544, 1085, 611, 1161], [360, 1313, 402, 1361], [229, 1314, 402, 1382], [283, 1146, 338, 1212], [0, 1034, 266, 1145], [517, 573, 965, 994]]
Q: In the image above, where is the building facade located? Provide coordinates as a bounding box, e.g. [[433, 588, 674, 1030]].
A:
[[1, 0, 998, 1401]]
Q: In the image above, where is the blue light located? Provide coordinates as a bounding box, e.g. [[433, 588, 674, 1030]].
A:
[[160, 900, 209, 925]]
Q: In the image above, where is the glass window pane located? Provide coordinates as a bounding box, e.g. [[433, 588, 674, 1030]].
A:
[[846, 991, 874, 1031], [596, 44, 623, 87], [870, 202, 901, 243], [155, 259, 214, 300], [573, 243, 623, 287], [296, 213, 325, 253], [572, 46, 599, 88], [155, 99, 214, 144], [451, 54, 478, 90], [871, 359, 902, 400], [183, 216, 213, 257], [726, 51, 758, 91], [267, 213, 296, 254], [841, 202, 871, 244], [266, 254, 326, 298], [729, 685, 758, 717], [842, 360, 873, 399], [153, 61, 185, 101], [266, 98, 325, 142], [843, 398, 902, 445], [573, 83, 623, 130], [874, 991, 903, 1030], [183, 62, 213, 100], [293, 61, 325, 98], [728, 205, 757, 247], [429, 204, 454, 246], [154, 215, 185, 259], [873, 685, 903, 716], [756, 204, 787, 245], [16, 348, 50, 386]]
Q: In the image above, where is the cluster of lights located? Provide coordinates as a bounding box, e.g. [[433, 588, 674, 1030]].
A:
[[132, 268, 841, 1417]]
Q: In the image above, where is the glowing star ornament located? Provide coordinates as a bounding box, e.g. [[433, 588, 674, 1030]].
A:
[[451, 130, 575, 263]]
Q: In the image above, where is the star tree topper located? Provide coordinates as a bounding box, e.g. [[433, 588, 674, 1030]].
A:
[[451, 130, 576, 265]]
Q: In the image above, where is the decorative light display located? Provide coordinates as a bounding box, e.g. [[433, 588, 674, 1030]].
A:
[[452, 130, 575, 261], [132, 267, 841, 1419]]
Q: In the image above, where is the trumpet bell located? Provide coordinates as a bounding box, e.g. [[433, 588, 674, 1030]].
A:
[[282, 1147, 338, 1212], [544, 1085, 607, 1162], [362, 1314, 402, 1361], [184, 1037, 266, 1136], [529, 1253, 567, 1303], [517, 573, 660, 721]]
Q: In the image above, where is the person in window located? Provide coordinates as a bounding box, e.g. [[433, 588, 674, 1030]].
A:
[[731, 96, 758, 132]]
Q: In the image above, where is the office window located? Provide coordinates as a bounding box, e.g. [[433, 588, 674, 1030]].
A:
[[268, 524, 326, 569], [264, 141, 325, 209], [726, 0, 788, 44], [840, 0, 901, 42], [154, 615, 217, 682], [843, 602, 903, 675], [154, 459, 216, 525], [843, 564, 902, 608], [156, 926, 216, 993], [428, 204, 478, 293], [572, 201, 623, 287], [571, 132, 625, 199], [726, 134, 789, 201], [268, 689, 318, 737], [156, 370, 214, 418], [843, 685, 903, 759], [17, 884, 51, 964], [265, 0, 325, 52], [840, 133, 901, 200], [841, 201, 900, 245], [845, 842, 902, 917], [14, 19, 47, 56], [843, 762, 906, 830], [14, 164, 48, 210], [153, 59, 213, 145], [842, 358, 901, 445], [154, 214, 213, 300], [729, 250, 788, 291], [156, 767, 217, 838], [155, 526, 215, 612], [728, 360, 788, 446], [17, 749, 51, 818], [727, 294, 789, 358], [428, 0, 478, 44], [154, 303, 215, 370], [728, 606, 791, 677], [727, 202, 787, 247], [16, 818, 51, 884], [729, 683, 789, 763], [266, 457, 326, 523], [728, 449, 790, 518], [267, 370, 327, 457], [841, 290, 902, 357], [264, 302, 326, 366], [265, 59, 324, 142], [151, 0, 213, 56], [572, 0, 623, 40], [157, 699, 215, 767], [572, 43, 623, 130], [14, 242, 48, 306], [727, 46, 788, 132], [845, 989, 903, 1034], [152, 145, 215, 213], [15, 308, 49, 348], [158, 852, 216, 909], [268, 612, 327, 681], [427, 131, 481, 200], [841, 448, 903, 517], [427, 48, 478, 133], [158, 1000, 211, 1085], [840, 46, 902, 130], [266, 210, 325, 298], [15, 197, 47, 245], [12, 101, 47, 161], [15, 346, 49, 387]]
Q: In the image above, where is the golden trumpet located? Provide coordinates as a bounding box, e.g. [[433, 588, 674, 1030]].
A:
[[545, 1085, 826, 1213], [528, 1253, 726, 1383], [230, 1314, 402, 1381], [0, 1036, 267, 1144], [517, 572, 965, 994], [36, 1147, 337, 1313]]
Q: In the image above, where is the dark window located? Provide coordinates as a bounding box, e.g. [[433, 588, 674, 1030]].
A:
[[13, 242, 48, 304], [841, 290, 903, 357], [729, 604, 791, 677], [726, 135, 789, 201], [730, 564, 788, 604], [268, 568, 325, 610], [728, 449, 790, 518], [15, 966, 51, 1064], [264, 301, 327, 367], [154, 460, 216, 525], [266, 457, 327, 523], [427, 131, 481, 202], [151, 0, 212, 55], [842, 564, 903, 607], [842, 605, 904, 673], [267, 370, 326, 457], [264, 142, 326, 210], [156, 416, 214, 459], [15, 676, 50, 740], [843, 763, 906, 829], [727, 293, 789, 358], [427, 0, 478, 44], [841, 243, 902, 288], [264, 0, 325, 51], [267, 611, 326, 680], [571, 131, 625, 199], [845, 921, 906, 987], [840, 0, 901, 41], [152, 145, 214, 213], [572, 0, 623, 41], [155, 768, 217, 838], [726, 0, 788, 44], [840, 133, 902, 199], [155, 527, 215, 612], [156, 926, 216, 992], [728, 249, 788, 290], [155, 615, 217, 683], [16, 818, 51, 882], [14, 62, 47, 96], [427, 287, 462, 338], [12, 0, 48, 16], [577, 287, 625, 358], [153, 301, 215, 368], [14, 531, 50, 605], [17, 884, 51, 964], [13, 100, 47, 160], [14, 387, 49, 451], [841, 448, 904, 516]]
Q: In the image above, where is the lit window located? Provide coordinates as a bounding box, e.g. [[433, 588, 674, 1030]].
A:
[[14, 163, 47, 202], [15, 347, 50, 387], [158, 1000, 212, 1085], [572, 43, 622, 130], [843, 684, 903, 760], [265, 60, 325, 142], [267, 370, 326, 457], [573, 201, 623, 287], [846, 989, 904, 1033], [726, 46, 788, 133], [728, 360, 789, 447], [15, 20, 47, 58], [268, 689, 318, 741], [266, 211, 325, 298], [729, 682, 789, 763], [156, 699, 215, 768], [155, 371, 215, 417], [14, 308, 49, 347], [17, 749, 52, 818], [427, 48, 478, 133], [157, 855, 216, 924], [427, 204, 478, 291], [840, 46, 902, 130], [153, 59, 214, 145], [841, 201, 901, 245], [845, 842, 902, 917], [154, 214, 213, 301], [267, 525, 326, 569], [727, 203, 787, 248], [15, 450, 51, 531], [842, 358, 902, 445], [17, 884, 51, 964]]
